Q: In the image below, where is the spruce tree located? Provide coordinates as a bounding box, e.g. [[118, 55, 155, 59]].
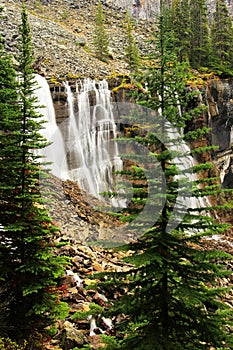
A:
[[189, 0, 211, 68], [211, 0, 233, 72], [172, 0, 191, 62], [0, 38, 22, 336], [94, 3, 233, 349], [0, 5, 68, 342], [93, 1, 109, 62], [124, 11, 140, 72]]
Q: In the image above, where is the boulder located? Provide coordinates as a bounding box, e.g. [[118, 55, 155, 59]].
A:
[[59, 321, 87, 349]]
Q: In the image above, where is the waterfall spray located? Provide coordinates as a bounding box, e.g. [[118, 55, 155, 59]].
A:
[[34, 74, 68, 179], [64, 78, 126, 207]]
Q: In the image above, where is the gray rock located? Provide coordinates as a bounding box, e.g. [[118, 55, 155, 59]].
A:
[[75, 36, 87, 47]]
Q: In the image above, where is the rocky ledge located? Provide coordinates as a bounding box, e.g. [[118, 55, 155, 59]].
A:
[[42, 175, 132, 245]]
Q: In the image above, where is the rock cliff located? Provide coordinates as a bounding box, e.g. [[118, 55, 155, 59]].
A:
[[1, 0, 233, 195], [49, 75, 233, 188], [206, 78, 233, 187]]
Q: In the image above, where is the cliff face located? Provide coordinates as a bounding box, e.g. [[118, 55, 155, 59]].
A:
[[49, 76, 233, 188], [1, 0, 233, 188], [207, 79, 233, 152], [110, 0, 233, 19], [206, 78, 233, 187]]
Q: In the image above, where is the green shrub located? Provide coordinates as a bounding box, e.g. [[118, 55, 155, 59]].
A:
[[0, 338, 27, 350]]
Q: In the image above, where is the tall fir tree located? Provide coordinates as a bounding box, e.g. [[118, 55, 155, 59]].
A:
[[211, 0, 233, 72], [0, 5, 69, 343], [92, 2, 233, 349], [124, 11, 140, 72], [0, 37, 22, 337], [189, 0, 211, 68], [172, 0, 191, 62], [93, 1, 109, 62]]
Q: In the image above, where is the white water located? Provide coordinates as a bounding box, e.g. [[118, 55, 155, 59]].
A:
[[220, 153, 232, 183], [156, 90, 212, 232], [34, 74, 68, 179], [164, 127, 210, 233], [33, 75, 212, 229], [64, 78, 125, 207]]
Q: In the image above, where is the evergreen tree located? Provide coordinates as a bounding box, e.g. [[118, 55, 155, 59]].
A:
[[93, 2, 109, 62], [211, 0, 233, 72], [0, 37, 22, 337], [94, 3, 233, 349], [172, 0, 191, 62], [0, 5, 68, 343], [124, 11, 140, 71], [189, 0, 211, 68]]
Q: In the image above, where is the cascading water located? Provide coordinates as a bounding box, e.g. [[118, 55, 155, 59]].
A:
[[155, 91, 212, 232], [166, 127, 211, 229], [34, 74, 68, 179], [34, 74, 213, 230], [64, 78, 126, 207]]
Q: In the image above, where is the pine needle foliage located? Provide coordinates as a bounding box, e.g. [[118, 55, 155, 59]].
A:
[[189, 0, 211, 68], [211, 0, 233, 73], [0, 5, 69, 342], [95, 3, 233, 349], [124, 11, 140, 72], [171, 0, 211, 68], [172, 0, 191, 62], [93, 2, 109, 63], [0, 37, 22, 337], [171, 0, 233, 75]]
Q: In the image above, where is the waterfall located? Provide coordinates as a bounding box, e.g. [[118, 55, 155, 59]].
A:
[[64, 78, 125, 207], [33, 75, 211, 233], [164, 126, 211, 233], [34, 75, 125, 207], [154, 89, 213, 232], [34, 74, 68, 179]]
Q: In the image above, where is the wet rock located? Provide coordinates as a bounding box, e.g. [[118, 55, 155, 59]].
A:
[[207, 79, 233, 152]]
